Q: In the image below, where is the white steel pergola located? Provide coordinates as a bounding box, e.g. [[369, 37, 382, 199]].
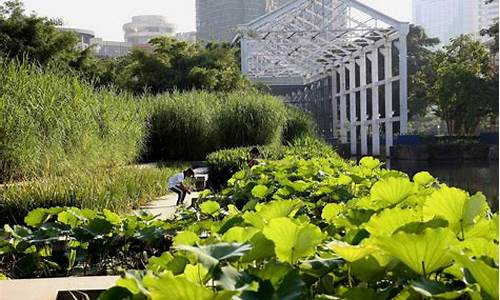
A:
[[236, 0, 409, 156]]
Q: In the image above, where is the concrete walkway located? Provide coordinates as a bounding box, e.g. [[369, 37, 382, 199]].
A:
[[139, 192, 199, 220]]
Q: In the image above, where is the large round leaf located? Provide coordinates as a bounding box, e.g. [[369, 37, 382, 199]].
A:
[[375, 228, 456, 275], [263, 217, 324, 264]]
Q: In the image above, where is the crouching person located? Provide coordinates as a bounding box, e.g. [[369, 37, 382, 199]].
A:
[[168, 168, 195, 206]]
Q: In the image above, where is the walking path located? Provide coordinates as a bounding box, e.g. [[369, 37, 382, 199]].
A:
[[139, 192, 199, 220]]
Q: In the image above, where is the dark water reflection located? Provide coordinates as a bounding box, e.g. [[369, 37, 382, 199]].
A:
[[385, 160, 499, 212]]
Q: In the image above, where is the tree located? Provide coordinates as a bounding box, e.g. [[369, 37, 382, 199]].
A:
[[115, 37, 248, 94], [0, 0, 86, 66], [429, 35, 498, 135], [407, 25, 440, 119]]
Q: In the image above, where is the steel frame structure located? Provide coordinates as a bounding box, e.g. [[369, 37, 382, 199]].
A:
[[236, 0, 409, 156]]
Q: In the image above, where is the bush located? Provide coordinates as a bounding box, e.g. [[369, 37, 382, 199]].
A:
[[283, 105, 316, 142], [142, 90, 289, 161], [0, 165, 183, 225], [143, 91, 219, 161], [216, 91, 287, 148], [0, 61, 147, 181], [206, 137, 338, 190]]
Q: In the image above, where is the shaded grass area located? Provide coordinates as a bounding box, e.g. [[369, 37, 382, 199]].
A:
[[0, 164, 185, 225]]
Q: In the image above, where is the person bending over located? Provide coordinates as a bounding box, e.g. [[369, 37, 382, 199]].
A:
[[248, 147, 261, 168], [168, 168, 195, 206]]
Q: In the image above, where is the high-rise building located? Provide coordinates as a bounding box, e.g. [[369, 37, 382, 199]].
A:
[[196, 0, 292, 42], [123, 15, 175, 46], [412, 0, 499, 45]]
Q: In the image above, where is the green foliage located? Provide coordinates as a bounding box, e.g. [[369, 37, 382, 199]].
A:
[[282, 105, 317, 143], [143, 90, 290, 161], [429, 35, 498, 135], [215, 91, 287, 148], [0, 165, 183, 224], [0, 61, 147, 181], [0, 0, 87, 66], [0, 207, 178, 278], [114, 37, 248, 94]]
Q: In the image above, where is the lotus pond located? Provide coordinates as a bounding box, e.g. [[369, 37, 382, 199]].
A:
[[0, 152, 497, 300]]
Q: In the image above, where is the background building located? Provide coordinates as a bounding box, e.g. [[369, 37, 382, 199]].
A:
[[58, 27, 95, 49], [412, 0, 499, 45], [123, 15, 175, 46], [89, 38, 132, 58], [196, 0, 291, 42], [175, 31, 197, 42]]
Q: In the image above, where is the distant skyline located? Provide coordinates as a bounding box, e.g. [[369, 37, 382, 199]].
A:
[[19, 0, 412, 42]]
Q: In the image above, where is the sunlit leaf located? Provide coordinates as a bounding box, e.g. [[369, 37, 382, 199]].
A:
[[359, 157, 381, 169], [176, 243, 252, 268], [375, 228, 456, 275], [199, 201, 220, 216], [363, 207, 422, 237], [263, 217, 324, 264], [173, 231, 200, 246], [327, 241, 376, 262], [251, 185, 268, 199], [452, 252, 499, 300], [370, 177, 415, 208], [412, 172, 435, 186]]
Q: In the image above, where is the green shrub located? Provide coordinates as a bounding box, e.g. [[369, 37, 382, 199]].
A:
[[206, 137, 337, 190], [142, 90, 289, 161], [216, 91, 287, 148], [0, 61, 147, 181], [0, 165, 182, 225], [143, 91, 219, 161], [283, 105, 316, 142]]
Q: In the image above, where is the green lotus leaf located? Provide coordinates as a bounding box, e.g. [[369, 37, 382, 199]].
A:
[[321, 203, 345, 223], [263, 217, 324, 264], [375, 228, 456, 275], [24, 209, 51, 228], [240, 231, 275, 263], [173, 231, 200, 246], [411, 278, 469, 299], [57, 211, 80, 228], [180, 264, 209, 285], [359, 156, 381, 169], [413, 171, 435, 186], [299, 256, 343, 278], [363, 207, 422, 237], [199, 201, 220, 216], [103, 209, 122, 225], [453, 238, 499, 261], [327, 241, 377, 262], [143, 274, 236, 300], [243, 200, 304, 229], [288, 180, 310, 192], [423, 188, 488, 233], [251, 184, 269, 199], [452, 252, 499, 300], [465, 215, 499, 240], [370, 177, 415, 208], [147, 252, 174, 273], [221, 227, 259, 243], [176, 243, 252, 268]]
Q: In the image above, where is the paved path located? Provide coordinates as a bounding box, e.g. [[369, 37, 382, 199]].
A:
[[139, 192, 199, 220]]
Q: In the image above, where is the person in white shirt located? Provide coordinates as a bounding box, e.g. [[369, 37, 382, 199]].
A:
[[168, 168, 195, 206]]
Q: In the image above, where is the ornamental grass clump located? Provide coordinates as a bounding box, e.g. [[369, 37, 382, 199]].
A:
[[0, 61, 147, 182]]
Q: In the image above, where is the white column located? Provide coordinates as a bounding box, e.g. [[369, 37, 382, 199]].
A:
[[332, 68, 338, 139], [339, 64, 348, 143], [383, 42, 393, 157], [348, 59, 357, 155], [241, 39, 249, 74], [370, 49, 380, 156], [359, 53, 368, 155], [398, 24, 409, 135]]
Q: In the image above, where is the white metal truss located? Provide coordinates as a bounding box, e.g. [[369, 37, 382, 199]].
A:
[[236, 0, 409, 157]]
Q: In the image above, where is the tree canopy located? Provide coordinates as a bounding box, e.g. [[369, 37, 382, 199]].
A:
[[0, 0, 84, 66]]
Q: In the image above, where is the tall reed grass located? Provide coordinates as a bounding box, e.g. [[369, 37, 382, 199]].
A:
[[0, 165, 183, 225], [0, 61, 147, 181]]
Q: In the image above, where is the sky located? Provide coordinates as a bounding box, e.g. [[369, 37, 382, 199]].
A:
[[18, 0, 412, 42]]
